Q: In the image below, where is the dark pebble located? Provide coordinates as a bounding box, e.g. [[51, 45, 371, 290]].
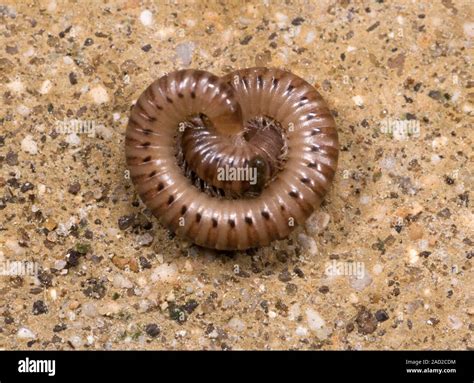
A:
[[374, 309, 389, 322], [6, 151, 18, 166], [82, 278, 107, 299], [444, 176, 455, 185], [145, 323, 160, 337], [69, 72, 78, 85], [139, 256, 152, 269], [118, 214, 135, 230], [141, 44, 152, 52], [293, 266, 304, 278], [84, 38, 94, 46], [183, 299, 199, 314], [318, 285, 329, 294], [68, 181, 81, 195], [66, 249, 82, 268], [428, 90, 443, 101], [291, 17, 305, 26], [278, 268, 292, 282], [286, 283, 298, 294], [366, 21, 380, 32], [32, 300, 48, 315], [419, 251, 432, 258], [240, 35, 253, 45], [53, 323, 67, 332], [437, 207, 451, 219], [37, 270, 53, 287], [356, 307, 378, 334], [20, 182, 34, 193]]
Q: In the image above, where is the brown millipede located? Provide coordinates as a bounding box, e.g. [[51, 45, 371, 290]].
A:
[[125, 67, 339, 250]]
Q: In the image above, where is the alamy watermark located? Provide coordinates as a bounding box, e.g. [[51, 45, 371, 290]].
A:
[[55, 119, 103, 138], [0, 260, 39, 277], [380, 117, 420, 139], [217, 165, 257, 185], [325, 260, 365, 280]]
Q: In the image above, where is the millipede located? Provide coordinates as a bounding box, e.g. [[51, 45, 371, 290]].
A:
[[125, 67, 339, 250]]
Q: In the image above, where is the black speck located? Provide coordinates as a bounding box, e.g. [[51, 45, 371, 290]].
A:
[[68, 72, 77, 85], [240, 35, 253, 45], [366, 21, 380, 32], [118, 214, 135, 230], [291, 17, 305, 26], [20, 182, 34, 193], [33, 300, 48, 315], [139, 256, 152, 269], [145, 323, 160, 337], [428, 90, 443, 101], [444, 176, 455, 185], [374, 309, 389, 322]]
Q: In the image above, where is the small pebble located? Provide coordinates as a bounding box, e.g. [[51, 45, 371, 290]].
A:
[[88, 85, 109, 104], [21, 135, 38, 155], [17, 327, 36, 339], [140, 10, 153, 26], [145, 323, 160, 337]]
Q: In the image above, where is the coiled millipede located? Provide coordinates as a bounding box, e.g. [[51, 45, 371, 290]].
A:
[[125, 67, 339, 250]]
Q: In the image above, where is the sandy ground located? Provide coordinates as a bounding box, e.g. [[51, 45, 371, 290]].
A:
[[0, 0, 472, 350]]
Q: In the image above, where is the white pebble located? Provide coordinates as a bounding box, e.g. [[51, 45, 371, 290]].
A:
[[305, 31, 315, 44], [305, 211, 330, 235], [463, 22, 474, 38], [448, 315, 462, 330], [21, 135, 38, 155], [350, 271, 372, 291], [228, 317, 246, 332], [88, 85, 109, 104], [66, 133, 81, 146], [430, 154, 441, 164], [82, 302, 98, 317], [175, 42, 195, 66], [113, 274, 133, 289], [305, 308, 325, 331], [69, 336, 83, 348], [151, 263, 178, 283], [359, 195, 371, 205], [372, 263, 383, 275], [140, 10, 153, 26], [352, 95, 364, 107], [431, 136, 448, 149], [297, 233, 318, 255], [54, 260, 67, 270], [95, 124, 113, 140], [295, 326, 308, 336], [274, 12, 288, 28], [39, 80, 52, 94], [17, 104, 31, 117], [7, 79, 24, 93], [17, 327, 36, 339], [6, 239, 25, 256]]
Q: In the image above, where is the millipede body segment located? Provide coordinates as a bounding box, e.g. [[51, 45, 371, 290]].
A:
[[125, 67, 339, 250]]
